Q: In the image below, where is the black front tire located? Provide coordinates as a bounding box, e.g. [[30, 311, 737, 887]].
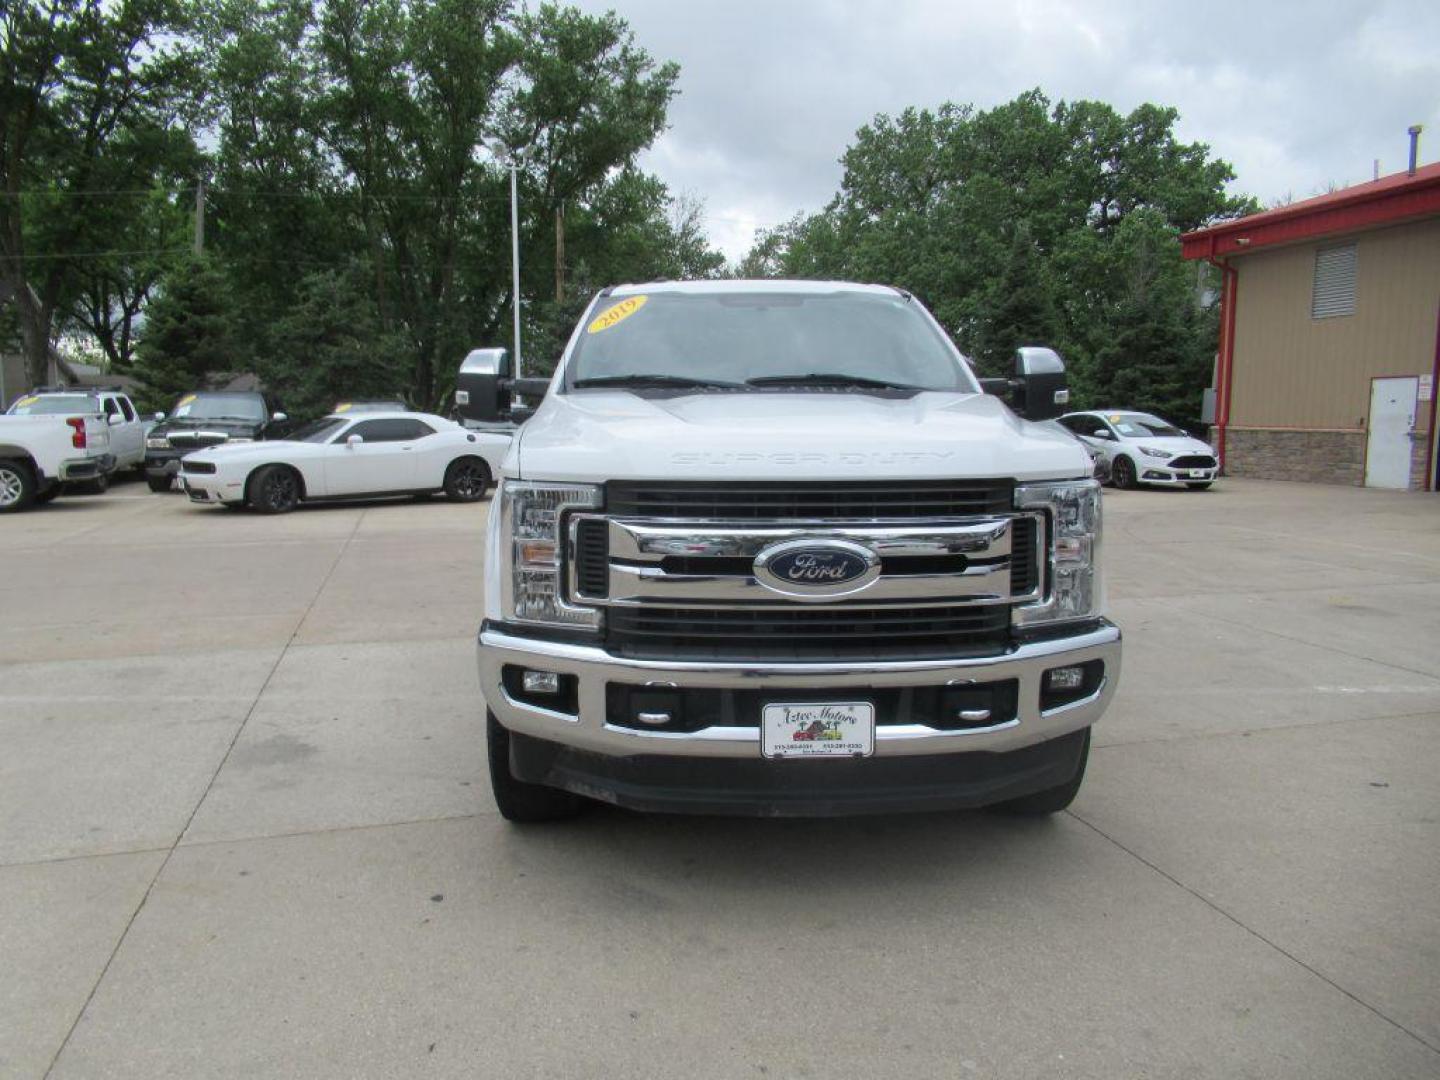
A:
[[79, 473, 110, 495], [487, 711, 583, 823], [0, 461, 37, 512], [33, 485, 59, 505], [146, 474, 172, 493], [444, 457, 490, 502], [247, 465, 301, 514], [991, 729, 1090, 815], [1112, 456, 1138, 490]]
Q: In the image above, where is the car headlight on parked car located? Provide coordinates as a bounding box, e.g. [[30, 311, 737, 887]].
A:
[[1013, 479, 1104, 627], [498, 480, 601, 628], [146, 436, 169, 449], [1138, 445, 1170, 458]]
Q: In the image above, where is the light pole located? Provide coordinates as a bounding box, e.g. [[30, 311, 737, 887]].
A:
[[489, 142, 526, 380]]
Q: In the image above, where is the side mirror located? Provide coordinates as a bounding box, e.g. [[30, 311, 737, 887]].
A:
[[346, 434, 363, 447], [108, 413, 123, 425], [1010, 347, 1069, 421], [1090, 428, 1114, 440], [272, 411, 287, 422], [455, 347, 512, 423], [154, 411, 166, 422]]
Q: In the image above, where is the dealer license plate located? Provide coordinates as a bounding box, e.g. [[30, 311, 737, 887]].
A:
[[761, 702, 874, 759], [1189, 469, 1207, 478]]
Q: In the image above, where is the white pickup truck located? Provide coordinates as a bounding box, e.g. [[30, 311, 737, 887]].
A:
[[0, 387, 148, 511], [467, 280, 1121, 822]]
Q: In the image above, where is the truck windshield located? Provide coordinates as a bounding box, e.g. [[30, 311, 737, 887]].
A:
[[6, 394, 95, 415], [566, 290, 976, 393], [172, 394, 266, 421]]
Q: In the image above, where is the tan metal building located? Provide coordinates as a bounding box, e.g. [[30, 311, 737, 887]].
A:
[[1182, 163, 1440, 490]]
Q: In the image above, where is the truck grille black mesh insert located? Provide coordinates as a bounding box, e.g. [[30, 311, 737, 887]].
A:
[[1009, 516, 1038, 595], [605, 479, 1012, 520], [604, 604, 1010, 661], [574, 518, 609, 598]]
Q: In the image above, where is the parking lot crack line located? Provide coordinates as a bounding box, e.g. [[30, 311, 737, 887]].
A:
[[1144, 596, 1440, 683], [174, 811, 486, 853], [1065, 810, 1440, 1057], [39, 509, 368, 1080], [1091, 705, 1440, 751]]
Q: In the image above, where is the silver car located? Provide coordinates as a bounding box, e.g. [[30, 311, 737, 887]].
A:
[[1056, 411, 1218, 490]]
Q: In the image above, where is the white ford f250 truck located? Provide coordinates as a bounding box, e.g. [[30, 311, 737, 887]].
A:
[[468, 280, 1120, 822]]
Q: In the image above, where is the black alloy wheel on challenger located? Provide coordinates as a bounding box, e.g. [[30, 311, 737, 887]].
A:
[[1112, 455, 1138, 490], [444, 457, 490, 502], [248, 465, 301, 514]]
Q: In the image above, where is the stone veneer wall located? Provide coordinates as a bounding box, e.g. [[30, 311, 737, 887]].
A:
[[1216, 428, 1366, 485], [1213, 424, 1435, 489]]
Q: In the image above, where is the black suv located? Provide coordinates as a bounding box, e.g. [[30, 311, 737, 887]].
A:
[[144, 391, 291, 492]]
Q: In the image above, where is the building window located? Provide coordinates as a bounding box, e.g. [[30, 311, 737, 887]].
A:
[[1311, 243, 1357, 318]]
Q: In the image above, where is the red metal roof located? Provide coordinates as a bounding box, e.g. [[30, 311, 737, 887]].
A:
[[1181, 161, 1440, 259]]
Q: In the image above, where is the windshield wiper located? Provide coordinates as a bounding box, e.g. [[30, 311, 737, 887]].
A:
[[745, 372, 923, 391], [573, 374, 744, 390]]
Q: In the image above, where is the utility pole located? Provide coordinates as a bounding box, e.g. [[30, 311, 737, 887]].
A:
[[508, 160, 522, 379], [555, 201, 565, 304], [193, 176, 205, 255]]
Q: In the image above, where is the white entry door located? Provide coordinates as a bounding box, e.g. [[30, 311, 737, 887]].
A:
[[1365, 377, 1418, 489]]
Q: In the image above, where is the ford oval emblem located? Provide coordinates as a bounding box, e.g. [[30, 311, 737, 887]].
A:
[[753, 538, 881, 600]]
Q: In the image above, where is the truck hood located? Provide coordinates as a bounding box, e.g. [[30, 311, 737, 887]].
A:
[[513, 390, 1090, 482]]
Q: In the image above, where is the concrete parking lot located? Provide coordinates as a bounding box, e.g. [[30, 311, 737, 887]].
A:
[[1, 477, 1438, 1079]]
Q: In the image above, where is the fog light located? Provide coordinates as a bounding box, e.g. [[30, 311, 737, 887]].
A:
[[1046, 666, 1086, 692], [522, 670, 561, 695]]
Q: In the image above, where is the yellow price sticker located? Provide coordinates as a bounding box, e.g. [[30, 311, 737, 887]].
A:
[[587, 295, 648, 334], [334, 402, 352, 413], [15, 395, 38, 408], [177, 394, 197, 407]]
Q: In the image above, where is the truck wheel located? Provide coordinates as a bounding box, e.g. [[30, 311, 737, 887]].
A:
[[1112, 456, 1138, 490], [33, 486, 59, 505], [444, 457, 490, 502], [146, 474, 172, 493], [0, 461, 36, 512], [248, 465, 301, 514], [487, 710, 583, 823], [79, 473, 110, 495], [991, 729, 1090, 815]]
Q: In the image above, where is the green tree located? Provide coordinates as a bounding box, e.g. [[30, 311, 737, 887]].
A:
[[258, 264, 412, 418], [130, 254, 243, 409], [745, 89, 1252, 421], [0, 0, 198, 384]]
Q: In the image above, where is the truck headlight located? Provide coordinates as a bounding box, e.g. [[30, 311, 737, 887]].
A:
[[146, 436, 169, 449], [1013, 479, 1104, 627], [498, 480, 601, 628]]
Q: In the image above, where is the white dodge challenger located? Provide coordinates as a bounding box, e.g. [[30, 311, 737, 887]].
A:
[[176, 411, 511, 512]]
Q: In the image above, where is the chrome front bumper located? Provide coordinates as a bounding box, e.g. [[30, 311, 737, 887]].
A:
[[478, 621, 1121, 759]]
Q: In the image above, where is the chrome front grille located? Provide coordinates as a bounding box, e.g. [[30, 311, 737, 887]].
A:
[[565, 479, 1041, 662], [574, 516, 1035, 608]]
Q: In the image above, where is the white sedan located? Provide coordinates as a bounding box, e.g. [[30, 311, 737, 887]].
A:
[[1055, 410, 1219, 490], [176, 411, 511, 512]]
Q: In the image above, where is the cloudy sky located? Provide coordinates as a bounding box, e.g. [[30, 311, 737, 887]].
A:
[[571, 0, 1440, 261]]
